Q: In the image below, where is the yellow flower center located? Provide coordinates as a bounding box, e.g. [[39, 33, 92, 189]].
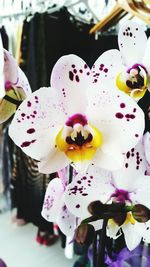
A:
[[124, 212, 135, 225], [116, 64, 147, 100], [55, 115, 103, 163]]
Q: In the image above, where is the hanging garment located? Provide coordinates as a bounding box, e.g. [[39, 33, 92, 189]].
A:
[[11, 145, 54, 233], [0, 26, 9, 50]]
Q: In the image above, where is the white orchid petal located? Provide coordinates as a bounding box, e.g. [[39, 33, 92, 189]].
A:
[[38, 150, 70, 174], [92, 144, 124, 171], [50, 54, 91, 114], [122, 223, 142, 251], [142, 221, 150, 243], [9, 87, 66, 161], [64, 165, 113, 218], [92, 49, 123, 85], [41, 178, 64, 222], [130, 175, 150, 208], [4, 50, 18, 86], [107, 221, 120, 239], [118, 21, 147, 66], [17, 66, 31, 95], [143, 132, 150, 165], [71, 160, 93, 175]]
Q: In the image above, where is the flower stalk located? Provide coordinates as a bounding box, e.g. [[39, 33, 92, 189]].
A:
[[96, 218, 108, 267]]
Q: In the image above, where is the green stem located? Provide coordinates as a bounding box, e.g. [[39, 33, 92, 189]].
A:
[[125, 205, 134, 212]]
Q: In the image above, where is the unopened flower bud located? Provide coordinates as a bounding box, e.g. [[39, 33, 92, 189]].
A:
[[132, 204, 150, 223], [113, 212, 127, 226], [74, 224, 95, 246], [88, 201, 104, 216]]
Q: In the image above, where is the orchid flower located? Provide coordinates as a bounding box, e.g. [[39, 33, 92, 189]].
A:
[[41, 167, 79, 237], [64, 138, 150, 250], [92, 21, 150, 101], [41, 167, 102, 238], [9, 54, 144, 174], [0, 35, 31, 124]]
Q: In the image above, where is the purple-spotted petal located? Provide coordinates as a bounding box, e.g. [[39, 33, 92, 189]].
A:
[[58, 200, 78, 237], [118, 21, 147, 66], [64, 165, 113, 218], [58, 166, 69, 187], [50, 54, 91, 115], [38, 150, 70, 174], [9, 87, 67, 161], [86, 81, 145, 167], [112, 139, 147, 190], [91, 49, 123, 84], [41, 178, 64, 222]]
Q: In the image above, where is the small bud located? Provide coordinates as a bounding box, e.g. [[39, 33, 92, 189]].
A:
[[74, 224, 95, 246], [113, 212, 127, 226], [132, 204, 150, 223], [88, 201, 104, 216]]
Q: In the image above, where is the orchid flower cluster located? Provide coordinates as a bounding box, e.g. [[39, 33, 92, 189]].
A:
[[2, 21, 150, 252]]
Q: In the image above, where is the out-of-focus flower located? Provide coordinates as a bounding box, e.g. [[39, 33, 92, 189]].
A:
[[0, 35, 31, 124], [92, 21, 150, 101], [41, 167, 79, 237], [64, 138, 150, 250], [9, 54, 144, 174]]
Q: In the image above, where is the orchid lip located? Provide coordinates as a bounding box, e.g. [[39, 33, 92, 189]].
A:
[[116, 63, 147, 99], [66, 132, 93, 147], [126, 65, 147, 90]]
